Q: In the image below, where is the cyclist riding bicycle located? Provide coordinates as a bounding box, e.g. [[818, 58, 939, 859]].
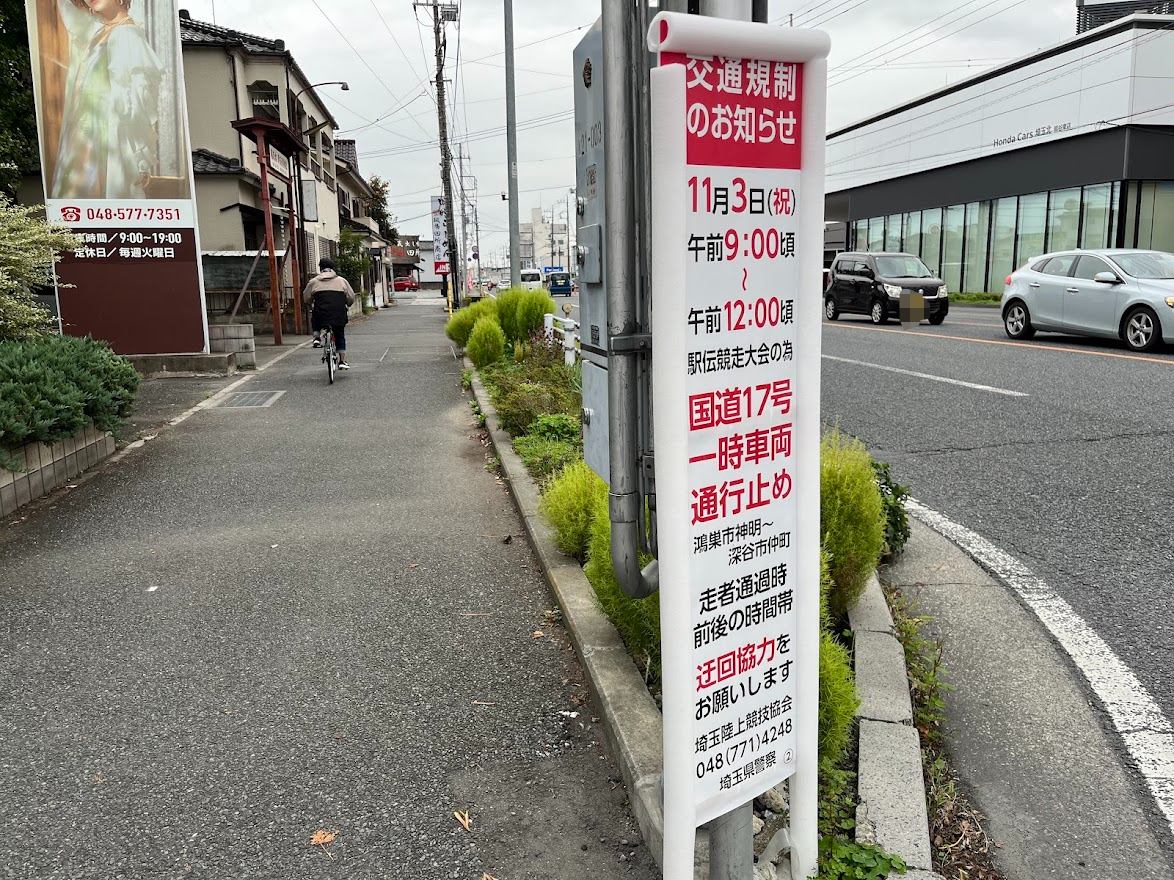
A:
[[304, 258, 356, 369]]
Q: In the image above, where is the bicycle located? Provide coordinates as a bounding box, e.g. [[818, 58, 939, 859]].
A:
[[321, 326, 339, 384]]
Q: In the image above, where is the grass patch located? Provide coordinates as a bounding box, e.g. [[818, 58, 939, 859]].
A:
[[949, 293, 1002, 304], [512, 434, 581, 482]]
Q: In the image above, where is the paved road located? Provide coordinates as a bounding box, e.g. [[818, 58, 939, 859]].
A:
[[821, 304, 1174, 850], [0, 297, 656, 879]]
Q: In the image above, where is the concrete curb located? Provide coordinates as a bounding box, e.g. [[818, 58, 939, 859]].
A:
[[848, 575, 945, 879]]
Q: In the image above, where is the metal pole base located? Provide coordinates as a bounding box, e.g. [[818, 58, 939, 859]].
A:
[[709, 802, 755, 879]]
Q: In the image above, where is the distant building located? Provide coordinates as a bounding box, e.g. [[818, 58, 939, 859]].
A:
[[826, 12, 1174, 293], [518, 207, 569, 271], [1076, 0, 1174, 32]]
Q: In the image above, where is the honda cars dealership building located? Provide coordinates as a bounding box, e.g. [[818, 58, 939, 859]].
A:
[[825, 5, 1174, 293]]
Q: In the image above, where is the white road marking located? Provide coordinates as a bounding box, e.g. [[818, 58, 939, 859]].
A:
[[906, 498, 1174, 835], [146, 586, 159, 592], [822, 354, 1028, 397], [379, 347, 391, 363]]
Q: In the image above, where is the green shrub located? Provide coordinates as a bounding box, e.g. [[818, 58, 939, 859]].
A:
[[493, 287, 556, 344], [539, 459, 608, 560], [445, 297, 498, 347], [494, 287, 526, 343], [0, 194, 80, 342], [465, 316, 506, 368], [527, 412, 580, 442], [818, 626, 858, 767], [514, 289, 556, 342], [821, 429, 885, 623], [495, 380, 580, 437], [584, 487, 661, 685], [0, 335, 139, 469], [512, 434, 581, 482], [873, 460, 911, 558]]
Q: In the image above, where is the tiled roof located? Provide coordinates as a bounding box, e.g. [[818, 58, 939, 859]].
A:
[[179, 14, 284, 53], [335, 139, 359, 170], [192, 148, 259, 183]]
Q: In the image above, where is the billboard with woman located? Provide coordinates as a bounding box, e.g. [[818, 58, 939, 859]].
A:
[[26, 0, 208, 355]]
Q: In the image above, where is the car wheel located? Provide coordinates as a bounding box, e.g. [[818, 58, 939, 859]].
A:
[[1004, 301, 1035, 340], [869, 299, 887, 325], [824, 296, 839, 321], [928, 313, 946, 326], [1123, 306, 1161, 352]]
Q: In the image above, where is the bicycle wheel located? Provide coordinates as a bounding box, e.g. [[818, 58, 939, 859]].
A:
[[325, 331, 336, 384]]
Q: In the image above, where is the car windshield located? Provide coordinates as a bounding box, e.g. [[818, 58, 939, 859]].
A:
[[1110, 251, 1174, 279], [874, 255, 934, 278]]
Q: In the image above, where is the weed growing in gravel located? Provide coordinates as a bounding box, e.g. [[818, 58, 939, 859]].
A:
[[883, 583, 1003, 879]]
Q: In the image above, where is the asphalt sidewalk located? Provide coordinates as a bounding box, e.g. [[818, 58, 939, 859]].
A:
[[0, 297, 657, 879], [884, 519, 1174, 879]]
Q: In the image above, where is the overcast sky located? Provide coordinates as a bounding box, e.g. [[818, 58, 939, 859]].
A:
[[178, 0, 1076, 257]]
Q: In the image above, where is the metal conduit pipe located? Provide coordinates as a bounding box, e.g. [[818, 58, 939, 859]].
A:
[[603, 0, 657, 600]]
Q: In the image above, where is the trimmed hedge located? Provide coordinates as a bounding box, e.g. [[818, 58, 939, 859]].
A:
[[583, 485, 662, 686], [820, 429, 885, 623], [0, 335, 138, 469], [495, 286, 555, 344], [444, 297, 498, 347], [539, 459, 608, 560], [466, 316, 506, 369]]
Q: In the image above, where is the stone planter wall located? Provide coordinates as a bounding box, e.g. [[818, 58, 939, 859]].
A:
[[1, 427, 116, 517]]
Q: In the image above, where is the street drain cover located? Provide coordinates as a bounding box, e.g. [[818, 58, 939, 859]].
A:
[[216, 390, 286, 408]]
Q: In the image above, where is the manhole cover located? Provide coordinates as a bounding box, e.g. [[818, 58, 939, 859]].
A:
[[216, 390, 286, 408]]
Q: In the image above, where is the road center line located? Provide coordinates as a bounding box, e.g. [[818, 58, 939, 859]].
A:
[[821, 354, 1028, 397], [906, 499, 1174, 837], [825, 322, 1174, 366]]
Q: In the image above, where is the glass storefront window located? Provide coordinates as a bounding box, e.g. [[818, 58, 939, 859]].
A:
[[903, 212, 921, 258], [1136, 182, 1157, 249], [1080, 184, 1112, 249], [1147, 182, 1174, 253], [1110, 181, 1121, 246], [886, 214, 902, 251], [941, 204, 964, 292], [1047, 187, 1080, 252], [868, 216, 884, 252], [987, 197, 1018, 292], [962, 201, 990, 293], [1016, 192, 1047, 265], [854, 221, 868, 251], [921, 207, 942, 277]]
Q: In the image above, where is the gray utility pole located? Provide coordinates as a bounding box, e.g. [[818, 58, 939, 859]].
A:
[[426, 0, 460, 308], [504, 0, 521, 287], [457, 142, 470, 297]]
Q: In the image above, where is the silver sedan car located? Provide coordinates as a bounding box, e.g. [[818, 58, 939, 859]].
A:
[[1001, 249, 1174, 352]]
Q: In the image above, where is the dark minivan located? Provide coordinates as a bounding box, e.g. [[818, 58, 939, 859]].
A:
[[547, 271, 573, 296], [824, 252, 949, 325]]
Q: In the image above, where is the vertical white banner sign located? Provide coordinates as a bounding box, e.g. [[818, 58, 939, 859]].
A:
[[648, 13, 829, 877], [432, 196, 450, 275]]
